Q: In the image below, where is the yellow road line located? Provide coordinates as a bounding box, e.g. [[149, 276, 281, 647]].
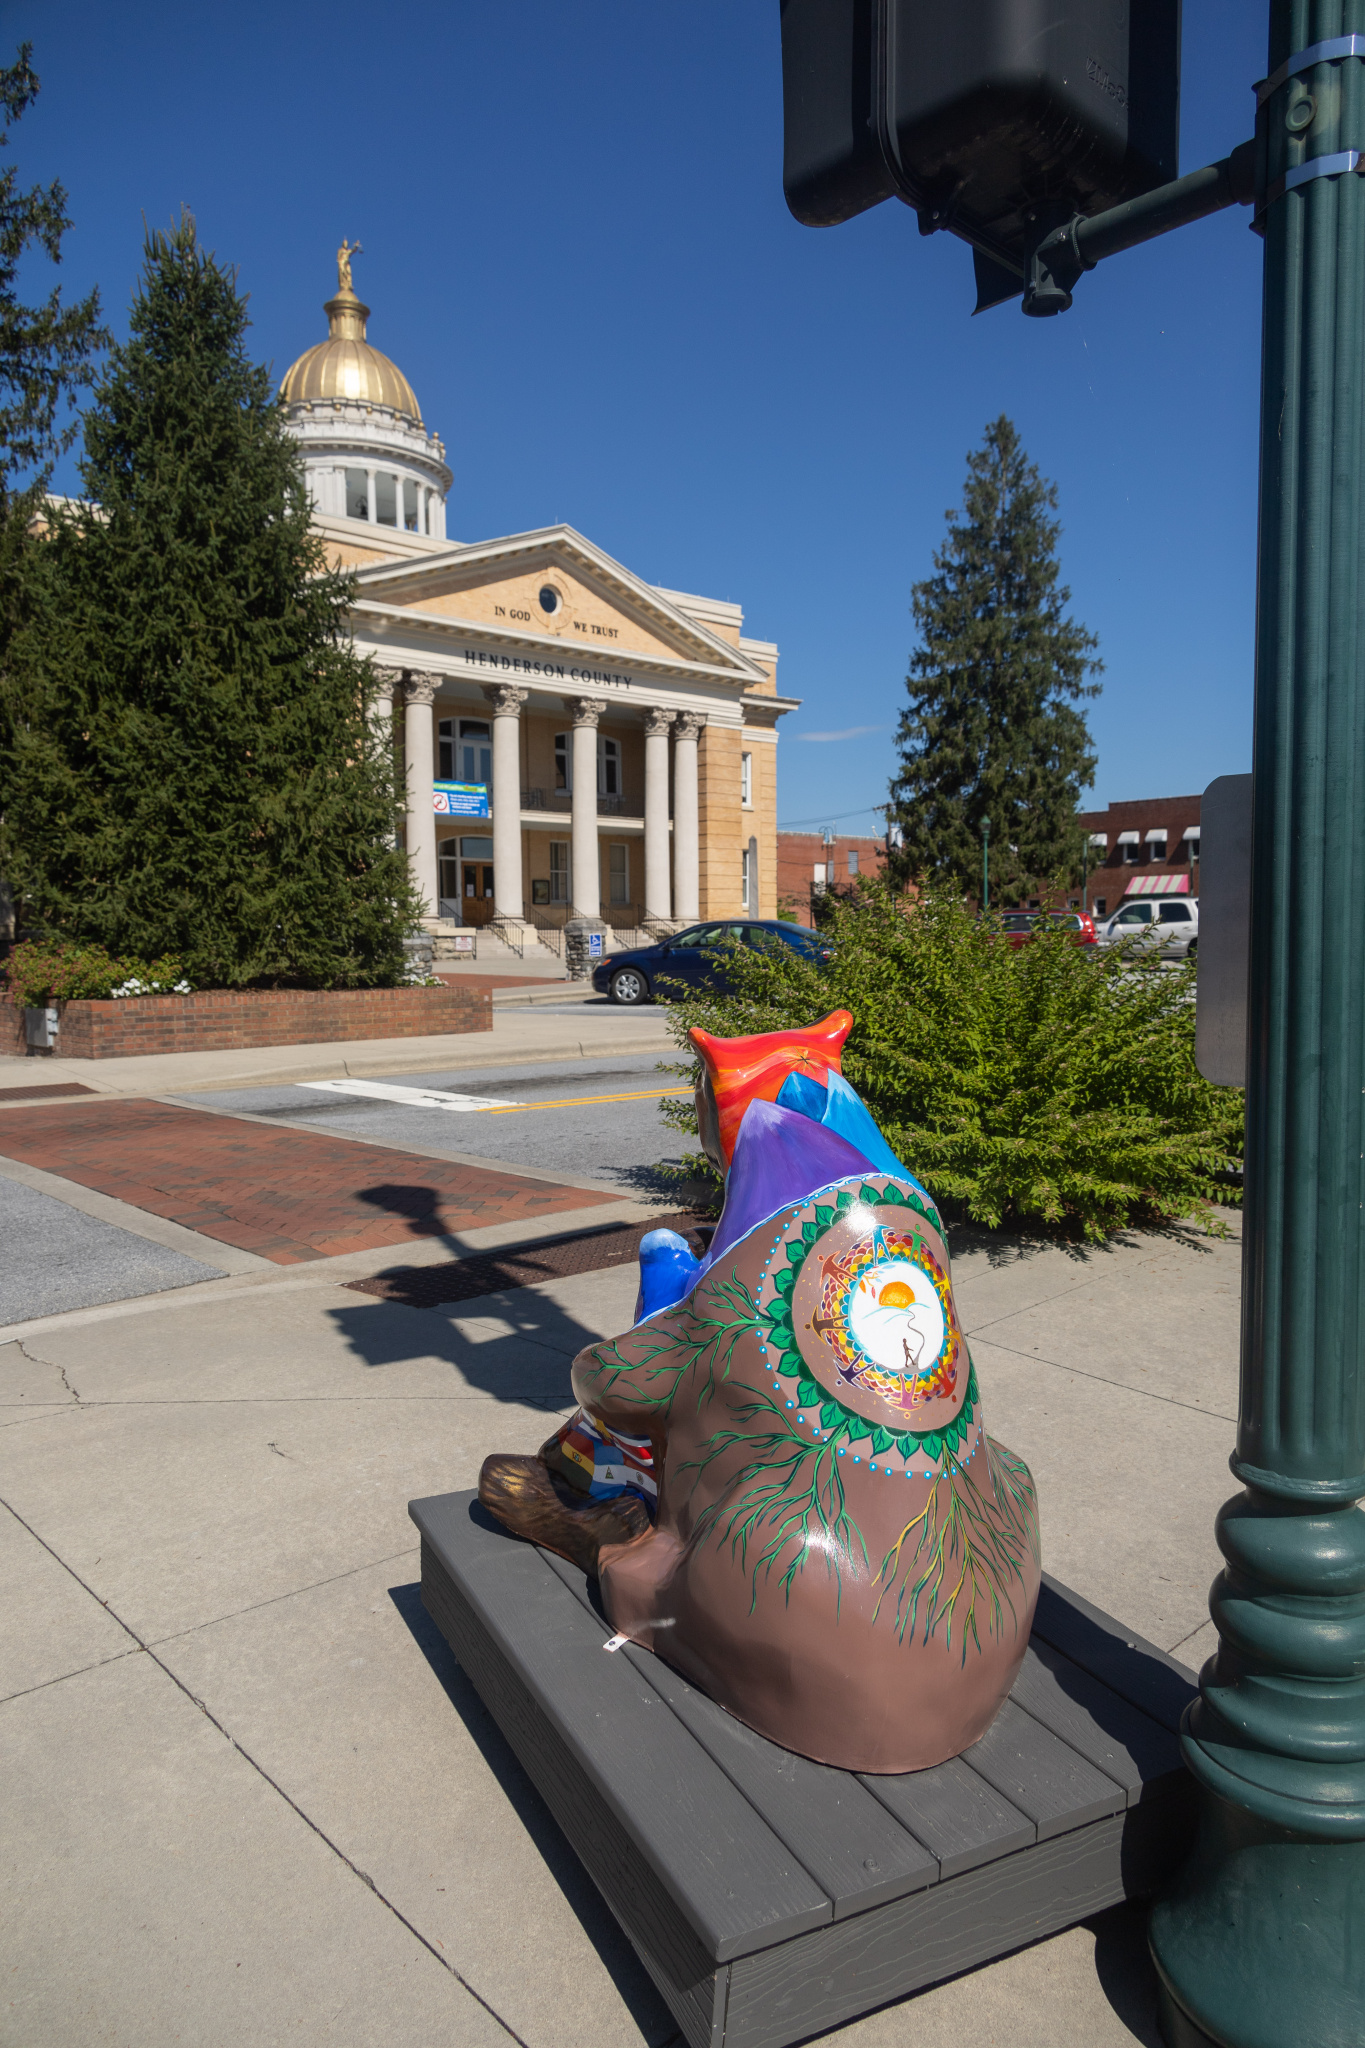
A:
[[481, 1086, 690, 1115]]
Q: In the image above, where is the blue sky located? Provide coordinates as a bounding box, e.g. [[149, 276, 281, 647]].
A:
[[10, 0, 1266, 831]]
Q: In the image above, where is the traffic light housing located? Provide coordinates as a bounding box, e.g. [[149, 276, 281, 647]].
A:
[[780, 0, 1181, 305]]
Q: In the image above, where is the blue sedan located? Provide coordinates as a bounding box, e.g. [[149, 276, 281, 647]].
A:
[[592, 919, 833, 1005]]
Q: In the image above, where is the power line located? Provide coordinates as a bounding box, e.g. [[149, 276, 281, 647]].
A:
[[776, 801, 891, 831]]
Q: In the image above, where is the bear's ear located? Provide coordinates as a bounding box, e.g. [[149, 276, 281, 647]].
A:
[[688, 1011, 854, 1164]]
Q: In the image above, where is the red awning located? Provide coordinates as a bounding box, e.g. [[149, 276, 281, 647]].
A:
[[1122, 873, 1190, 896]]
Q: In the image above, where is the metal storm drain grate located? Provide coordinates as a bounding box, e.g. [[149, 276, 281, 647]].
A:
[[344, 1212, 714, 1310]]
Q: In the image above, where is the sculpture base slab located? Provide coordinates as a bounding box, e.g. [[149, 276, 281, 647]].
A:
[[410, 1490, 1198, 2048]]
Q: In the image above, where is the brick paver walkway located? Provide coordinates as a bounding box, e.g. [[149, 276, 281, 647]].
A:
[[0, 1100, 613, 1263]]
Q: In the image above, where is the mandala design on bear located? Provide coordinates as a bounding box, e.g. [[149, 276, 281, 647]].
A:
[[812, 1220, 961, 1413]]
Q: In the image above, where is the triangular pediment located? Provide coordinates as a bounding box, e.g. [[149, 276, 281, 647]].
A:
[[347, 524, 767, 685]]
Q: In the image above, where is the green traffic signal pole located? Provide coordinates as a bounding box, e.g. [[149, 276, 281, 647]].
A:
[[1146, 5, 1365, 2042]]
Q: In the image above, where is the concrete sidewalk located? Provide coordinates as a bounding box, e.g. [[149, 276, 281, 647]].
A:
[[0, 1189, 1241, 2048], [0, 998, 675, 1098]]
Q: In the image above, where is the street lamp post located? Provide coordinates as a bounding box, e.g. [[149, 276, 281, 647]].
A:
[[1147, 7, 1365, 2043]]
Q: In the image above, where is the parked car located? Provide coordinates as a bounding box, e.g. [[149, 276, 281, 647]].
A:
[[593, 919, 834, 1005], [1096, 896, 1199, 960], [999, 910, 1098, 949]]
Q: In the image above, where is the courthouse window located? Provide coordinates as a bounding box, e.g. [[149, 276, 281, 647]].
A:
[[345, 468, 369, 520], [608, 843, 629, 904], [554, 733, 570, 791], [741, 752, 752, 807], [598, 736, 621, 798], [550, 841, 571, 902]]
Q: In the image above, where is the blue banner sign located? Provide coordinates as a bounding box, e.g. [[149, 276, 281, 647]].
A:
[[433, 781, 490, 819]]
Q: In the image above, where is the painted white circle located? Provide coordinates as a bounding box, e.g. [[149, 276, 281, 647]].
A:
[[846, 1259, 946, 1378]]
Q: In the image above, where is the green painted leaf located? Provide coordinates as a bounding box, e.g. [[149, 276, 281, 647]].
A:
[[845, 1414, 872, 1443], [779, 1350, 804, 1376], [858, 1184, 880, 1206], [801, 1221, 819, 1245], [871, 1427, 894, 1453], [920, 1431, 942, 1459], [774, 1266, 796, 1295], [895, 1433, 916, 1459], [797, 1378, 822, 1409], [814, 1206, 833, 1232], [819, 1402, 841, 1430]]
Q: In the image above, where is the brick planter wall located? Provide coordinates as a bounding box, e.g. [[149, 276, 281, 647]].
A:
[[3, 984, 492, 1060]]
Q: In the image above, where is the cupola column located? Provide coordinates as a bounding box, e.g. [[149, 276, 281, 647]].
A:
[[402, 673, 439, 914], [643, 707, 674, 929], [565, 697, 605, 921], [672, 712, 704, 923], [483, 683, 528, 926]]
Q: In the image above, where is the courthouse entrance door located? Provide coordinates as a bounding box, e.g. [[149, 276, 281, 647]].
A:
[[456, 834, 496, 926]]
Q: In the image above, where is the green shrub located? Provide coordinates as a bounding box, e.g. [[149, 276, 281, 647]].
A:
[[658, 887, 1243, 1243], [6, 939, 190, 1005]]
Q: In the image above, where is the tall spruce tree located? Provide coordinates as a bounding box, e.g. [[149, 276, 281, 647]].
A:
[[1, 213, 421, 986], [887, 416, 1100, 903]]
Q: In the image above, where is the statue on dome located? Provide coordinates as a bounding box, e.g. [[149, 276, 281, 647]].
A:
[[336, 239, 362, 294], [479, 1010, 1041, 1774]]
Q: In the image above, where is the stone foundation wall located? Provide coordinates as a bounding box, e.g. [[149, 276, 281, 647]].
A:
[[3, 984, 492, 1060]]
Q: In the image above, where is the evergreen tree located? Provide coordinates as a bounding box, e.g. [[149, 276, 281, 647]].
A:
[[1, 213, 420, 986], [0, 45, 106, 505], [887, 416, 1100, 904]]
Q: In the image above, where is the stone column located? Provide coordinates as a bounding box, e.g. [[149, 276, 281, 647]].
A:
[[672, 711, 703, 924], [565, 696, 605, 921], [365, 469, 377, 525], [483, 682, 528, 926], [643, 707, 674, 930], [402, 673, 439, 915], [370, 668, 403, 845]]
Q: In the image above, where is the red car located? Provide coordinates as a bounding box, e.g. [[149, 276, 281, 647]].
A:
[[1000, 910, 1098, 949]]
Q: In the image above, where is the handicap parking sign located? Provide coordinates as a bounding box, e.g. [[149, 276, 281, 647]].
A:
[[588, 932, 604, 957]]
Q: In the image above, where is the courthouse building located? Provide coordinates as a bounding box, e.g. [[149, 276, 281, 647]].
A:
[[279, 255, 796, 943]]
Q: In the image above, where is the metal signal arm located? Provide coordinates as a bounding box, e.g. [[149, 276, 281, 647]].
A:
[[1022, 139, 1258, 316]]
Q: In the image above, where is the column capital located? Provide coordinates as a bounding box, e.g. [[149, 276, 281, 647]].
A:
[[403, 672, 440, 707], [673, 710, 705, 742], [373, 665, 406, 698], [642, 706, 675, 738], [482, 682, 529, 717], [563, 695, 606, 728]]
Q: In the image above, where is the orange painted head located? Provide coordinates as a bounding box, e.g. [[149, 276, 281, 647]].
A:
[[689, 1010, 853, 1168]]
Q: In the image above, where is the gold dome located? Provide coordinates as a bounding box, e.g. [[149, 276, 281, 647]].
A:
[[280, 286, 422, 421]]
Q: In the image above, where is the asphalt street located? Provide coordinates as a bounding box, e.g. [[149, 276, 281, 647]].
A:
[[0, 1173, 225, 1326], [181, 1051, 700, 1200]]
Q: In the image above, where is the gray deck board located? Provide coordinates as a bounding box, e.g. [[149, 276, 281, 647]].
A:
[[538, 1549, 941, 1918], [858, 1755, 1035, 1878], [1031, 1573, 1198, 1734], [1008, 1639, 1184, 1806], [963, 1697, 1126, 1839], [414, 1495, 830, 1960], [411, 1489, 1197, 2048]]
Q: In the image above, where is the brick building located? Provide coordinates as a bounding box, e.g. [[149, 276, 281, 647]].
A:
[[776, 832, 888, 926], [1075, 794, 1202, 919]]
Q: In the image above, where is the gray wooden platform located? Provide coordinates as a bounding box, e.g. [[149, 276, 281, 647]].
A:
[[410, 1489, 1197, 2048]]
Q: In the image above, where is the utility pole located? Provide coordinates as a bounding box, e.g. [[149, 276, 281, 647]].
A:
[[1147, 10, 1365, 2042]]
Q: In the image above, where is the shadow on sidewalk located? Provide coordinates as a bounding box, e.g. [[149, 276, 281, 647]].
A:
[[387, 1574, 682, 2048], [324, 1288, 604, 1405]]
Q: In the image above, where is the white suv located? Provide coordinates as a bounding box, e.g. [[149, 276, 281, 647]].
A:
[[1097, 896, 1199, 960]]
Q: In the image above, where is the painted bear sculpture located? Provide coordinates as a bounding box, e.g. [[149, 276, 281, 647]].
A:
[[479, 1010, 1041, 1774]]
